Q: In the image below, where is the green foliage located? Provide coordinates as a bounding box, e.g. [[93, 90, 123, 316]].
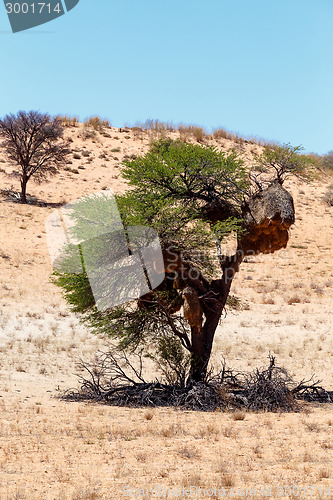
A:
[[52, 138, 311, 383], [121, 138, 249, 207], [51, 271, 95, 313], [116, 139, 248, 271], [213, 217, 244, 241], [255, 143, 314, 182], [64, 192, 123, 243]]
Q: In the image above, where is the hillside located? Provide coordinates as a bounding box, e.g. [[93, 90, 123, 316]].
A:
[[0, 123, 332, 499]]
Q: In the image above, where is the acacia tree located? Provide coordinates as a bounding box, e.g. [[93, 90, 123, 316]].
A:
[[54, 139, 311, 384], [0, 111, 70, 203]]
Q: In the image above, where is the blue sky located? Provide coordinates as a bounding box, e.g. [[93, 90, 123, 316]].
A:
[[1, 0, 332, 154]]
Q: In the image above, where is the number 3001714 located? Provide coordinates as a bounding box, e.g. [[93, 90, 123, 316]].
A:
[[5, 3, 62, 14]]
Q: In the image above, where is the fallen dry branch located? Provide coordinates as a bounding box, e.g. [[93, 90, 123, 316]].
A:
[[292, 375, 332, 402], [61, 354, 331, 412]]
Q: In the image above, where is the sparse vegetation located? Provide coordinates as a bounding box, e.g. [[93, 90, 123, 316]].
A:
[[84, 116, 111, 131], [321, 150, 333, 171], [140, 119, 174, 134], [323, 184, 333, 206], [56, 115, 80, 127], [0, 115, 331, 499], [178, 124, 207, 142]]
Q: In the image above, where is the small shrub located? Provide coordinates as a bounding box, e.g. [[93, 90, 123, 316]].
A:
[[232, 411, 246, 421], [323, 185, 333, 206], [319, 469, 330, 479], [321, 151, 333, 171], [140, 119, 174, 134], [144, 410, 154, 420], [220, 472, 235, 487], [178, 445, 200, 459], [287, 295, 302, 305], [73, 153, 81, 160], [80, 129, 97, 140], [56, 115, 79, 127], [178, 124, 207, 142], [226, 294, 242, 310], [262, 297, 275, 304], [84, 116, 111, 131], [213, 128, 236, 141]]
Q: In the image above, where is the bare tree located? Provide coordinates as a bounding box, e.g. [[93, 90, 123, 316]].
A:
[[0, 110, 70, 203]]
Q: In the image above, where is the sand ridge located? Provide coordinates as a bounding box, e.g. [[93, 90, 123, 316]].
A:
[[0, 124, 332, 499]]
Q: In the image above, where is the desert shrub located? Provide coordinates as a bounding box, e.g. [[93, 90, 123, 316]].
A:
[[178, 124, 207, 142], [56, 115, 80, 127], [323, 185, 333, 206], [213, 128, 234, 140], [80, 129, 96, 140], [84, 116, 111, 131], [287, 295, 302, 305], [321, 151, 333, 171], [226, 294, 242, 310], [212, 128, 244, 144], [139, 119, 174, 133]]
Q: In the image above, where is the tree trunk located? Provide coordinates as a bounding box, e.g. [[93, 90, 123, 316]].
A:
[[20, 173, 28, 204], [188, 287, 228, 382], [189, 312, 221, 382], [188, 250, 243, 383]]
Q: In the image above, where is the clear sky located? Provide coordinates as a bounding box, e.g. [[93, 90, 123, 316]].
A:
[[1, 0, 332, 154]]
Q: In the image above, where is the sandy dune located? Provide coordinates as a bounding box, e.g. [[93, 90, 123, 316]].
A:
[[0, 124, 332, 499]]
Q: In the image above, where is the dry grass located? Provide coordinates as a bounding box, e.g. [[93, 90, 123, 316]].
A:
[[232, 411, 246, 421], [213, 127, 238, 141], [323, 184, 333, 206], [56, 115, 80, 127], [84, 116, 111, 131], [0, 123, 332, 498], [0, 392, 331, 498], [178, 124, 207, 142]]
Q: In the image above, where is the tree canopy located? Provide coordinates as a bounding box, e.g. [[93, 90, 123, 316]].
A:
[[53, 138, 312, 384]]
